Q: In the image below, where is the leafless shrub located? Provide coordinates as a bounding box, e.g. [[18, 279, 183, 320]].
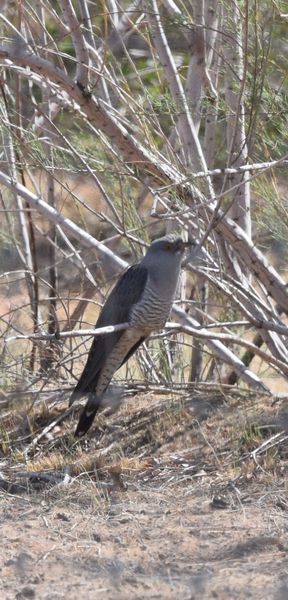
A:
[[0, 0, 288, 409]]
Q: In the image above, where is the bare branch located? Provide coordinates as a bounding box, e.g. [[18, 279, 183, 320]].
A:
[[0, 170, 127, 269]]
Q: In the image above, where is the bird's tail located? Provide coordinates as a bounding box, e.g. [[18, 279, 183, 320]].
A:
[[75, 395, 102, 437], [69, 382, 85, 407]]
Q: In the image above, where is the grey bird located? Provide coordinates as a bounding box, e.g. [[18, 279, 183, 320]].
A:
[[70, 234, 190, 437]]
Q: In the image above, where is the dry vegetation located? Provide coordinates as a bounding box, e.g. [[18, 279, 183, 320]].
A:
[[1, 385, 288, 598], [1, 1, 288, 597]]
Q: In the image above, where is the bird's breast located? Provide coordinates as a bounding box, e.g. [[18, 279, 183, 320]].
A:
[[130, 279, 176, 330]]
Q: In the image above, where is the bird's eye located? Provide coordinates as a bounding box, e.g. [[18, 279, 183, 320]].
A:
[[165, 243, 172, 251]]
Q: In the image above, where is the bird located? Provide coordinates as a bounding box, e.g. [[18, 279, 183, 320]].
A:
[[69, 234, 191, 437]]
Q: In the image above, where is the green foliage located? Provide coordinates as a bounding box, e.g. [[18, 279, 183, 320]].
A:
[[253, 171, 288, 249], [146, 91, 177, 115], [239, 422, 263, 449], [245, 3, 288, 157]]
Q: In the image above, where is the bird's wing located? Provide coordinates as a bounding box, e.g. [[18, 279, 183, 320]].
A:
[[69, 263, 148, 403]]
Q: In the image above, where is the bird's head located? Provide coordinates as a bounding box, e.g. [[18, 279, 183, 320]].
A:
[[142, 233, 192, 288], [147, 234, 192, 256]]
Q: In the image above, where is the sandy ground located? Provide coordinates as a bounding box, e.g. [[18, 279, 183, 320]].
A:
[[1, 475, 288, 600], [1, 389, 288, 599]]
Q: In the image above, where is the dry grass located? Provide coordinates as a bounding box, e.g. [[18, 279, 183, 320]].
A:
[[1, 385, 288, 598]]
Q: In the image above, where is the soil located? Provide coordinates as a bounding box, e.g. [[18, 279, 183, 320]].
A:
[[1, 389, 288, 599], [1, 483, 287, 600]]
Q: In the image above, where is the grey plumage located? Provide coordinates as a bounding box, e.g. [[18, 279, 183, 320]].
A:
[[70, 234, 190, 437]]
